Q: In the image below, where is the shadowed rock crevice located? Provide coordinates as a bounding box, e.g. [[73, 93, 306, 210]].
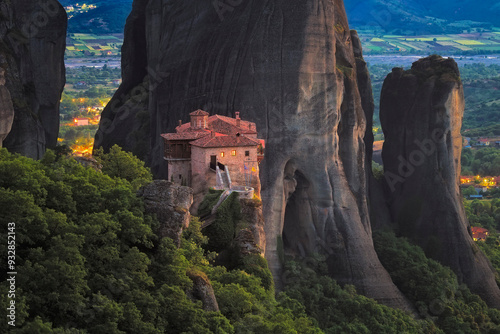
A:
[[282, 164, 315, 258], [351, 30, 393, 230]]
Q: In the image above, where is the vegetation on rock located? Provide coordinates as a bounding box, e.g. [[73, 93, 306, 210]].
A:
[[373, 230, 500, 333], [281, 255, 439, 333]]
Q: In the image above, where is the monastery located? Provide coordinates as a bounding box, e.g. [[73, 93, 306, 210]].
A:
[[161, 110, 264, 192]]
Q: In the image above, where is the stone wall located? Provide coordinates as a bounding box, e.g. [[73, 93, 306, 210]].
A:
[[167, 160, 191, 186], [191, 144, 260, 191]]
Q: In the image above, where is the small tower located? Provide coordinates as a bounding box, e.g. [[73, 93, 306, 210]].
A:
[[235, 111, 241, 127], [190, 109, 209, 129]]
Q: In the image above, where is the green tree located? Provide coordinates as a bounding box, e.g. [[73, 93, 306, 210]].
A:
[[94, 145, 152, 189], [373, 230, 500, 333], [463, 186, 477, 197], [280, 255, 437, 333]]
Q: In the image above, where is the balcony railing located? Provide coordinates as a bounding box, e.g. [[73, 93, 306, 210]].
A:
[[210, 162, 225, 171]]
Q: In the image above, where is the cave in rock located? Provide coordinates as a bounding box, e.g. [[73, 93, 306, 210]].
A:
[[282, 165, 315, 258]]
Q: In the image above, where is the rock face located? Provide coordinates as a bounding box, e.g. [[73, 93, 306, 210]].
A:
[[237, 198, 266, 256], [0, 68, 14, 147], [380, 55, 500, 308], [97, 0, 413, 311], [187, 271, 219, 312], [0, 0, 66, 158], [138, 180, 193, 247], [93, 0, 150, 161]]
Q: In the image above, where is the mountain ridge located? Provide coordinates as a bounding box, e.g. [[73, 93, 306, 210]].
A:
[[61, 0, 500, 35]]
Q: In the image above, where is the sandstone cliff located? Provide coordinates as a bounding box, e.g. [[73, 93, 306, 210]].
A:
[[0, 0, 66, 158], [96, 0, 412, 310], [380, 55, 500, 308]]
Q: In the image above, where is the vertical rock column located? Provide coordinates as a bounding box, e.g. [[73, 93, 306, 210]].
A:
[[380, 55, 500, 308]]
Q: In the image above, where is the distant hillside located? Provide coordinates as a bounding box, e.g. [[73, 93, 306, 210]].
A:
[[62, 0, 133, 34], [60, 0, 500, 35], [345, 0, 500, 33]]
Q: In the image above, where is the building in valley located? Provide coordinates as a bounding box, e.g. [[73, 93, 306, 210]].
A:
[[73, 117, 89, 126], [471, 226, 489, 242], [161, 110, 264, 191]]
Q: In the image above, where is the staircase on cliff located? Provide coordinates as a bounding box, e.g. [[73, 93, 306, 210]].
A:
[[200, 166, 234, 228]]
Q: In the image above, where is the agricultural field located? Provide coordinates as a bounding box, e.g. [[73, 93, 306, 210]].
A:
[[358, 30, 500, 55], [66, 33, 124, 57]]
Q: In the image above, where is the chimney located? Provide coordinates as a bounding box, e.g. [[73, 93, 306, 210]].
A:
[[211, 131, 215, 138], [178, 120, 182, 127], [235, 111, 241, 127]]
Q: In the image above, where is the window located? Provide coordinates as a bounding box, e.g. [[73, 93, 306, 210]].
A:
[[220, 152, 225, 158], [231, 150, 236, 156], [179, 174, 182, 179], [245, 151, 250, 157]]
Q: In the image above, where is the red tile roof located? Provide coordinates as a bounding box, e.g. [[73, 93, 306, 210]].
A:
[[190, 109, 209, 116], [471, 226, 489, 234], [161, 131, 209, 141], [190, 135, 260, 148], [473, 232, 488, 241], [211, 115, 257, 135], [162, 111, 264, 149], [471, 226, 489, 241], [175, 114, 257, 136]]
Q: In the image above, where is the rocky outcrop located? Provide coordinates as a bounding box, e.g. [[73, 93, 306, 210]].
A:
[[140, 181, 219, 310], [380, 55, 500, 308], [237, 198, 266, 256], [0, 0, 66, 158], [138, 180, 193, 247], [187, 271, 219, 312], [98, 0, 413, 311], [0, 68, 14, 147]]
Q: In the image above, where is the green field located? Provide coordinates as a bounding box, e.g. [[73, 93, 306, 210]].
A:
[[359, 30, 500, 54], [66, 33, 123, 57], [66, 31, 500, 57]]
